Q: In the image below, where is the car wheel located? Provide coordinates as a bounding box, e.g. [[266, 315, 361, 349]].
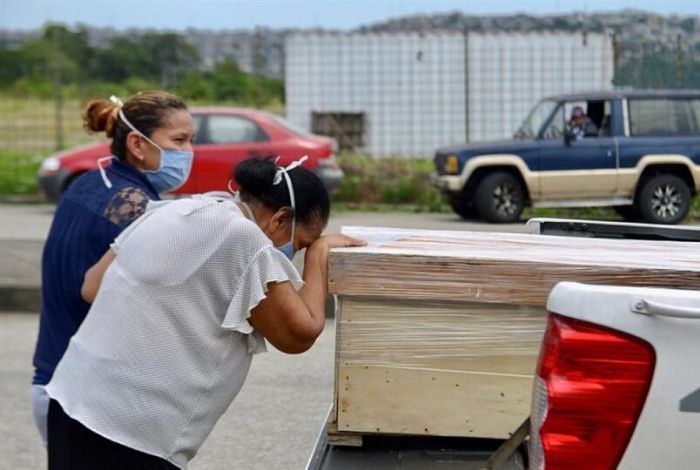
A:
[[613, 205, 639, 221], [449, 193, 477, 219], [474, 171, 524, 223], [637, 174, 691, 224]]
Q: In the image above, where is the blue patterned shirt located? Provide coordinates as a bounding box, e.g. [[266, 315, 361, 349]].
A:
[[32, 159, 160, 385]]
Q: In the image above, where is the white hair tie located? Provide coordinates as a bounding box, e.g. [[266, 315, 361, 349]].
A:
[[273, 155, 308, 185], [109, 95, 124, 107]]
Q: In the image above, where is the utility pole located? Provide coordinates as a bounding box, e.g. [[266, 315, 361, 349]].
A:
[[253, 26, 264, 109], [611, 32, 621, 86], [676, 34, 684, 89], [49, 30, 64, 151]]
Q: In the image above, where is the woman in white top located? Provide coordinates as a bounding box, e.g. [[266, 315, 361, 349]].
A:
[[45, 157, 364, 469]]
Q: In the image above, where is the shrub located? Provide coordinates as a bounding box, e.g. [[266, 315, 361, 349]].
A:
[[334, 153, 448, 212]]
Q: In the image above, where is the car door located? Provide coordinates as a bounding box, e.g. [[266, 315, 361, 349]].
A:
[[189, 114, 274, 193], [617, 98, 700, 197], [537, 100, 618, 200]]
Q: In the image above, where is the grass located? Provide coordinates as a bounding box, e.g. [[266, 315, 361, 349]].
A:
[[0, 150, 43, 195]]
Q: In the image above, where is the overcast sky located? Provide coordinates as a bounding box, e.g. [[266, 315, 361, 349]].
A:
[[2, 0, 699, 31]]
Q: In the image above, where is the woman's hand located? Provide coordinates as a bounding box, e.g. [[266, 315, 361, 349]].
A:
[[307, 233, 367, 257]]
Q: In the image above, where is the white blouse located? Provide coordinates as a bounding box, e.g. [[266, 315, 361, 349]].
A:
[[46, 196, 303, 469]]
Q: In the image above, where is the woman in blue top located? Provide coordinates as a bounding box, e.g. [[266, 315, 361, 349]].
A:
[[31, 91, 195, 446]]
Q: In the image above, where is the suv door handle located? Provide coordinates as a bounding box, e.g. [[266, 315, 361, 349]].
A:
[[630, 298, 700, 319]]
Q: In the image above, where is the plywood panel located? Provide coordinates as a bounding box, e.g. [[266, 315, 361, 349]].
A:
[[335, 297, 545, 438]]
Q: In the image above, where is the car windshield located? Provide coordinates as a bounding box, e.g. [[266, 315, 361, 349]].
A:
[[514, 99, 558, 139], [267, 113, 311, 136]]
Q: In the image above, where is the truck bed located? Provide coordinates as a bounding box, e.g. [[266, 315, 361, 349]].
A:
[[307, 410, 526, 470]]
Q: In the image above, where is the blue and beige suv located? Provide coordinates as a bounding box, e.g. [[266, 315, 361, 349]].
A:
[[434, 90, 700, 224]]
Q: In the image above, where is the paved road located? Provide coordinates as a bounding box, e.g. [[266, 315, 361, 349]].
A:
[[0, 203, 524, 240], [0, 203, 524, 308], [0, 313, 337, 470], [0, 203, 526, 469]]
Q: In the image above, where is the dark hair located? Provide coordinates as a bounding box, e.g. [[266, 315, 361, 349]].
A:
[[82, 91, 188, 162], [235, 157, 330, 226]]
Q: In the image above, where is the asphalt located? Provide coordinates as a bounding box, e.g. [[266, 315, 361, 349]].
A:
[[0, 204, 52, 312], [0, 203, 523, 313]]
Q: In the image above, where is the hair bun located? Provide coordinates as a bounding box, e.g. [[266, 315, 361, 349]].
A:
[[235, 157, 278, 197], [82, 99, 120, 137]]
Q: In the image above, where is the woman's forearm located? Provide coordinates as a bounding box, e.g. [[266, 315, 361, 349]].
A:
[[299, 244, 329, 335], [81, 249, 116, 303]]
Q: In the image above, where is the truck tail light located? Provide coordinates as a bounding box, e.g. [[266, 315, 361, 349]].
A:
[[530, 313, 655, 470]]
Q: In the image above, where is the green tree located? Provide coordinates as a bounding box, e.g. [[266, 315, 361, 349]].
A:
[[209, 58, 254, 102]]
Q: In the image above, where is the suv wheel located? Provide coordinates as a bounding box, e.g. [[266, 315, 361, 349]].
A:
[[475, 172, 524, 223], [637, 174, 691, 224]]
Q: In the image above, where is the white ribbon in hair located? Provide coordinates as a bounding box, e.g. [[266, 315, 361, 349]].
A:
[[95, 95, 124, 190], [273, 155, 308, 185], [109, 95, 124, 107]]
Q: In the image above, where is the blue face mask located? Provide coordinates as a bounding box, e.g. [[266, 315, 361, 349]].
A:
[[145, 147, 194, 193], [118, 109, 194, 193], [278, 237, 295, 261]]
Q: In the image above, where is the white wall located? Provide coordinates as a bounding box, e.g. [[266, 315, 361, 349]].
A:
[[467, 32, 614, 143], [286, 32, 613, 157]]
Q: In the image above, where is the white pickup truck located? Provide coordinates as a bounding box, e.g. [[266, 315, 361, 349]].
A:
[[534, 281, 700, 470], [309, 219, 700, 470]]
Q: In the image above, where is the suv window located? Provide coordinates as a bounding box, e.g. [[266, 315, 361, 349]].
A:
[[563, 100, 612, 139], [691, 101, 700, 133], [206, 115, 268, 144], [629, 99, 697, 136], [541, 105, 565, 139], [515, 99, 558, 139]]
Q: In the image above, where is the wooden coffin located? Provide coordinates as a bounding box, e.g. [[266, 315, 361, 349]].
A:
[[328, 226, 700, 439]]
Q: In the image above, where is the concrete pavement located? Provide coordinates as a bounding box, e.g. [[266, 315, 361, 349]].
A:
[[0, 312, 338, 470], [0, 204, 53, 312], [0, 203, 522, 312]]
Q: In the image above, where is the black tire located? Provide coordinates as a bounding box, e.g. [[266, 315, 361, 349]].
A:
[[637, 174, 691, 224], [449, 193, 477, 220], [613, 205, 639, 221], [474, 171, 524, 223]]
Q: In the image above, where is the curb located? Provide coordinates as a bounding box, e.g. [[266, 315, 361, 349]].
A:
[[0, 286, 335, 317], [0, 286, 41, 313], [0, 194, 48, 204]]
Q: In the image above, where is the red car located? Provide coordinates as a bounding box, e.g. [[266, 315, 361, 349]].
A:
[[38, 107, 343, 201]]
